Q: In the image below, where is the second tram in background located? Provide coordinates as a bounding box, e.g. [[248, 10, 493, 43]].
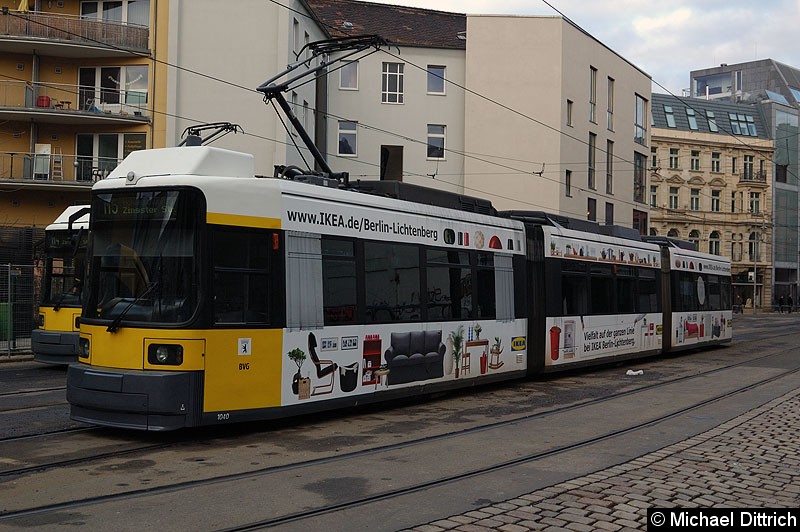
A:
[[66, 146, 732, 431], [32, 205, 90, 365]]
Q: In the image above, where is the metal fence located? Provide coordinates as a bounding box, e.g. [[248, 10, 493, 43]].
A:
[[0, 264, 38, 357]]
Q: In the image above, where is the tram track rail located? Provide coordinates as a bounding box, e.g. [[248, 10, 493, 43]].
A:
[[228, 365, 800, 531], [1, 339, 797, 524]]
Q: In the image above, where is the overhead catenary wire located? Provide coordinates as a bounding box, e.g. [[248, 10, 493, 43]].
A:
[[2, 5, 797, 228]]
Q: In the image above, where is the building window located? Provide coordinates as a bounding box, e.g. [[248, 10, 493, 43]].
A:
[[686, 108, 698, 130], [749, 232, 760, 262], [635, 94, 647, 146], [690, 189, 700, 210], [730, 113, 757, 136], [664, 105, 676, 128], [605, 202, 614, 225], [669, 187, 679, 209], [691, 150, 700, 171], [633, 152, 646, 203], [81, 1, 150, 26], [777, 164, 788, 183], [588, 133, 596, 189], [587, 198, 597, 221], [340, 61, 358, 90], [566, 99, 573, 126], [606, 77, 614, 130], [708, 231, 720, 255], [650, 146, 658, 168], [749, 192, 760, 214], [76, 133, 146, 181], [337, 120, 357, 156], [633, 210, 648, 235], [589, 66, 597, 123], [667, 229, 679, 238], [706, 111, 718, 132], [565, 169, 572, 197], [650, 185, 658, 207], [711, 190, 721, 212], [689, 229, 700, 248], [79, 65, 149, 112], [292, 18, 300, 53], [711, 152, 720, 172], [669, 148, 679, 169], [732, 241, 742, 261], [606, 140, 614, 194], [382, 62, 404, 104], [427, 65, 445, 94], [427, 124, 446, 159], [743, 155, 754, 180], [731, 156, 737, 174], [731, 191, 736, 213]]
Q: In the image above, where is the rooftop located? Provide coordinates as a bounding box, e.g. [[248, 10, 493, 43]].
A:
[[651, 93, 770, 140], [305, 0, 466, 49]]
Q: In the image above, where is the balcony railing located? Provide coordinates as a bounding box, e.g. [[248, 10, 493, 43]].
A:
[[0, 150, 119, 183], [739, 170, 768, 184], [0, 80, 148, 117], [1, 10, 149, 52]]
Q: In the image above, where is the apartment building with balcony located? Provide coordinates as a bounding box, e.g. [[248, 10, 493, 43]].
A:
[[0, 0, 325, 232], [0, 0, 154, 228], [650, 94, 775, 309]]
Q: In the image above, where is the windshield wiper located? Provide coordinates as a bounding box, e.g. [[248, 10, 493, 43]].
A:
[[106, 281, 159, 333]]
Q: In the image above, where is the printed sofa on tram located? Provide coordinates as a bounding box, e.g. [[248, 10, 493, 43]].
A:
[[384, 330, 446, 385]]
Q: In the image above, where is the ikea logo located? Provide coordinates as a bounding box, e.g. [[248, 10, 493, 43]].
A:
[[511, 336, 526, 351]]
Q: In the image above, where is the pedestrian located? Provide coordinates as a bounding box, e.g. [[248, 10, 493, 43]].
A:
[[779, 295, 785, 313], [789, 295, 794, 314]]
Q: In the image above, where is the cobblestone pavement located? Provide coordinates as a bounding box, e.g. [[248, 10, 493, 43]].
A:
[[405, 389, 800, 531]]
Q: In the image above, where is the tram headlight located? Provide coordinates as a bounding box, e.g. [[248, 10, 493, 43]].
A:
[[37, 314, 45, 328], [78, 338, 90, 358], [148, 344, 184, 366]]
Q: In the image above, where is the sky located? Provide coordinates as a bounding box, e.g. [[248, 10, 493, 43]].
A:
[[368, 0, 800, 96]]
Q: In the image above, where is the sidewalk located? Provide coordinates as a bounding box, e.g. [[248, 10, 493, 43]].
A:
[[406, 388, 800, 531]]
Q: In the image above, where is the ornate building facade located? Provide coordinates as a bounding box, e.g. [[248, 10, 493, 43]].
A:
[[650, 94, 775, 309]]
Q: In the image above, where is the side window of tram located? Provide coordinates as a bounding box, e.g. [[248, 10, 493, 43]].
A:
[[676, 272, 696, 312], [590, 265, 614, 315], [364, 241, 421, 323], [638, 269, 658, 313], [615, 266, 636, 314], [426, 249, 470, 320], [561, 273, 589, 316], [212, 228, 271, 324], [321, 238, 357, 325]]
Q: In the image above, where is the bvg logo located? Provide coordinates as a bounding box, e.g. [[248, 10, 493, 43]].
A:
[[511, 336, 526, 351]]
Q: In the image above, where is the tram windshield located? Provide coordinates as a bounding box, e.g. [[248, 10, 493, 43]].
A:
[[41, 230, 88, 308], [83, 189, 200, 325]]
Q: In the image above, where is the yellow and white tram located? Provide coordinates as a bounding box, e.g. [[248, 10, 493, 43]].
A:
[[32, 205, 90, 365], [67, 146, 731, 430]]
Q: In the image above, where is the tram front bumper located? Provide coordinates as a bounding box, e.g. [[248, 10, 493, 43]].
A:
[[31, 329, 79, 364], [66, 364, 202, 431]]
